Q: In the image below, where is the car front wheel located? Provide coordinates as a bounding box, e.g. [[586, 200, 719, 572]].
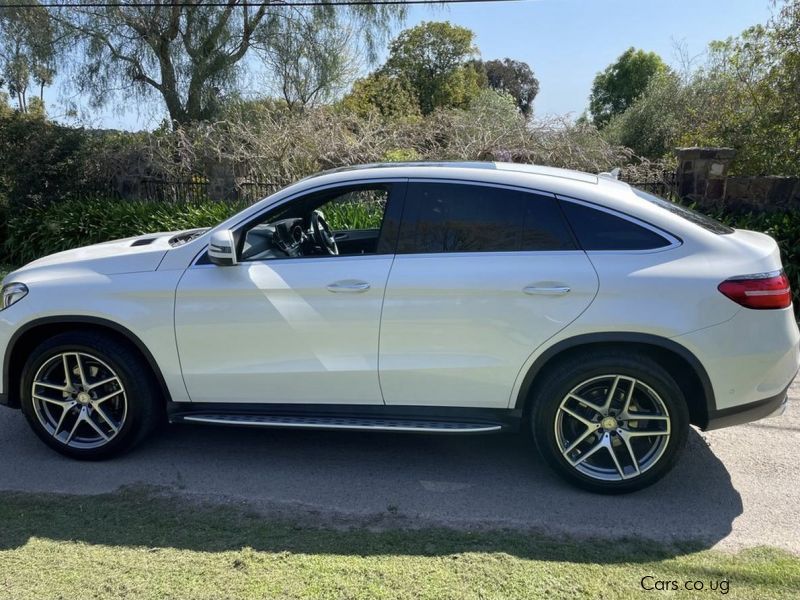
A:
[[531, 352, 689, 494], [20, 331, 162, 460]]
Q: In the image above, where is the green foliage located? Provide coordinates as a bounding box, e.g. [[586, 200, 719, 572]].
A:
[[0, 111, 94, 205], [383, 21, 482, 115], [338, 72, 421, 120], [472, 58, 539, 117], [589, 47, 668, 128], [3, 198, 243, 265], [604, 1, 800, 175], [323, 200, 383, 231]]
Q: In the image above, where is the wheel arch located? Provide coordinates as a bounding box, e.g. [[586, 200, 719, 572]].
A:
[[3, 316, 171, 409], [515, 332, 715, 429]]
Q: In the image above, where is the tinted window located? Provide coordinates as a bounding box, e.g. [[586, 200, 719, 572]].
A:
[[561, 201, 671, 251], [398, 183, 575, 253], [632, 188, 734, 234]]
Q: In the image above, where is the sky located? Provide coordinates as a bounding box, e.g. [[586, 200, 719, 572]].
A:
[[42, 0, 775, 130]]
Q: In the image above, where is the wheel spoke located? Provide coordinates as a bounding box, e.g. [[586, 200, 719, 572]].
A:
[[624, 429, 669, 438], [65, 410, 84, 444], [606, 440, 626, 479], [33, 394, 71, 408], [53, 404, 72, 436], [562, 423, 600, 456], [622, 414, 669, 421], [74, 354, 89, 387], [617, 430, 641, 477], [91, 403, 119, 433], [34, 381, 68, 393], [94, 389, 123, 404], [620, 380, 636, 415], [84, 413, 110, 441], [560, 405, 594, 427], [570, 438, 605, 467], [87, 377, 118, 391], [62, 354, 73, 388], [568, 394, 605, 416], [603, 376, 620, 412]]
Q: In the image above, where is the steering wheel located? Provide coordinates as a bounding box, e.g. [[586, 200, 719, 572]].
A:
[[310, 210, 339, 256]]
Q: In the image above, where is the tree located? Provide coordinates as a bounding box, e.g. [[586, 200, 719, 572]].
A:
[[260, 19, 360, 111], [383, 21, 481, 115], [0, 1, 59, 113], [52, 1, 405, 125], [339, 72, 420, 120], [589, 47, 667, 127], [472, 58, 539, 117]]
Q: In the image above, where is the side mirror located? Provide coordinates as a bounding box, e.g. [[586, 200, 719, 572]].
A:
[[208, 230, 238, 267]]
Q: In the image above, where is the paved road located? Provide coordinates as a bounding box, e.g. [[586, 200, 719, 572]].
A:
[[1, 380, 798, 554]]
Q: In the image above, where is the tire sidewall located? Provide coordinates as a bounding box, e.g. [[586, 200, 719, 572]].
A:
[[532, 355, 690, 494], [20, 334, 152, 460]]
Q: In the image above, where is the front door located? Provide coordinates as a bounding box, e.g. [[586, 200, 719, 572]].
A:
[[175, 181, 405, 404]]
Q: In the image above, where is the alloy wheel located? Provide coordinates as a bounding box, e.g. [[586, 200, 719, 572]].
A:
[[31, 352, 128, 450], [554, 375, 671, 482]]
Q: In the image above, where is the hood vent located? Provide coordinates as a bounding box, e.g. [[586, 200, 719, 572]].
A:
[[131, 238, 157, 247]]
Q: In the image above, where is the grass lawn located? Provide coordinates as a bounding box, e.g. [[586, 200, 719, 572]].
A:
[[0, 487, 797, 599]]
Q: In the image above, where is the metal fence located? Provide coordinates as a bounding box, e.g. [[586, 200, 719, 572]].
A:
[[619, 170, 678, 201], [85, 179, 282, 204]]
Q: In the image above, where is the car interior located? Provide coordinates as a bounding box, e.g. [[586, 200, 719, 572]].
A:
[[239, 185, 389, 261]]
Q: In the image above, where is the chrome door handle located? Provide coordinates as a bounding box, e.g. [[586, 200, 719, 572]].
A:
[[327, 280, 371, 293], [523, 286, 571, 296]]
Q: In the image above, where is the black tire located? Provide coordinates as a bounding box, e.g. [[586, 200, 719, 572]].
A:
[[20, 331, 162, 460], [531, 351, 689, 494]]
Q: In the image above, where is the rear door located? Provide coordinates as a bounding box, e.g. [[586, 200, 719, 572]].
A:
[[378, 181, 599, 408]]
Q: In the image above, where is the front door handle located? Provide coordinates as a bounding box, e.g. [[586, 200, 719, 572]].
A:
[[523, 286, 571, 296], [327, 280, 371, 293]]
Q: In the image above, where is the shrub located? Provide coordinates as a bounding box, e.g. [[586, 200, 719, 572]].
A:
[[3, 198, 244, 266]]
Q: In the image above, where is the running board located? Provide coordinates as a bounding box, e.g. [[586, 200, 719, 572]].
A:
[[172, 413, 504, 434]]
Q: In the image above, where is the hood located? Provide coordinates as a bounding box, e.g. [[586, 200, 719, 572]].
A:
[[6, 230, 204, 282]]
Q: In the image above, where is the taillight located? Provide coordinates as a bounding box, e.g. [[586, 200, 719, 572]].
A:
[[718, 270, 792, 310]]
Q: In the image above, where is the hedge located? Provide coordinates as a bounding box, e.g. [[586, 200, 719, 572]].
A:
[[2, 197, 799, 316]]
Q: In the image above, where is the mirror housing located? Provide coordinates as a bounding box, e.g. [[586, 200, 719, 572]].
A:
[[208, 230, 238, 267]]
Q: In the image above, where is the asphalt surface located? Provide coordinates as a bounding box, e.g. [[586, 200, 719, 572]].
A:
[[0, 379, 798, 554]]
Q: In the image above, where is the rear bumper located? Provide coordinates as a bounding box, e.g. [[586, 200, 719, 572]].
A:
[[704, 378, 792, 430]]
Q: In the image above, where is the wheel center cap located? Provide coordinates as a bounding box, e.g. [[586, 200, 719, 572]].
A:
[[77, 392, 91, 405], [601, 416, 618, 431]]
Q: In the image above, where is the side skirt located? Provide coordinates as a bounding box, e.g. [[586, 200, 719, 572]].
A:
[[167, 402, 522, 435]]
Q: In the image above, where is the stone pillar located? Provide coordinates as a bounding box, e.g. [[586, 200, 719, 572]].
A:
[[675, 147, 736, 210]]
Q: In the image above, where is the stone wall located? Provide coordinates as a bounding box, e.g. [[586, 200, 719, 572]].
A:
[[675, 147, 800, 213]]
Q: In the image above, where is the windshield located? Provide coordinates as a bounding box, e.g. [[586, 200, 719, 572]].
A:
[[632, 188, 734, 235]]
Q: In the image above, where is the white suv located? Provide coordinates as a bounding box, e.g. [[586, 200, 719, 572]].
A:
[[1, 162, 797, 493]]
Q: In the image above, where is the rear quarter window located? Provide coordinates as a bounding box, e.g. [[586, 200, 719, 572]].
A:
[[632, 188, 734, 235], [560, 200, 672, 251]]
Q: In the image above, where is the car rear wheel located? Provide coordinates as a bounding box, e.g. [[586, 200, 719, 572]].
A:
[[20, 331, 162, 460], [531, 352, 689, 494]]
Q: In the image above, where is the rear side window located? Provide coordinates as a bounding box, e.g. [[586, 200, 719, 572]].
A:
[[560, 201, 671, 251], [397, 182, 575, 253], [632, 188, 734, 234]]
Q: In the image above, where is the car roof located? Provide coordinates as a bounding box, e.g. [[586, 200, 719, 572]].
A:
[[306, 161, 600, 185]]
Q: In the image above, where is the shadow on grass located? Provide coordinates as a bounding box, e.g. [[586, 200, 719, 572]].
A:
[[0, 417, 744, 562], [0, 483, 712, 564]]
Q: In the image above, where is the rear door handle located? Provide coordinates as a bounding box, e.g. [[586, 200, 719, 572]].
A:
[[523, 286, 571, 296], [327, 280, 371, 293]]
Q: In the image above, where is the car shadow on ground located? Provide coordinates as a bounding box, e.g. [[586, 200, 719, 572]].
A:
[[0, 410, 743, 559]]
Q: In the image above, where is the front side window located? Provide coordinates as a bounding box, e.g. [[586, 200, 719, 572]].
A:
[[238, 184, 393, 261], [560, 200, 672, 251], [397, 182, 575, 254]]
